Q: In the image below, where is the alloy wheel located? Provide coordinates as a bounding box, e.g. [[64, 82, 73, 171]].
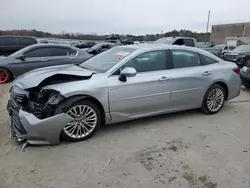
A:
[[207, 88, 224, 112], [0, 70, 8, 84], [64, 105, 97, 139]]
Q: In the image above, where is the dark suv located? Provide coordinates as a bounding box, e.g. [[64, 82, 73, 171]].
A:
[[0, 36, 38, 56]]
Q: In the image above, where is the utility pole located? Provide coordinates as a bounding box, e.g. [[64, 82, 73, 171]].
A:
[[205, 10, 211, 45]]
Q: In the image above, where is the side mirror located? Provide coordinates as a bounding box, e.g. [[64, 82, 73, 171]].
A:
[[119, 67, 137, 82], [17, 55, 26, 61]]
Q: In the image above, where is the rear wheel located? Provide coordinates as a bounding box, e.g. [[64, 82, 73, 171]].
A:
[[55, 98, 102, 142], [0, 68, 11, 84], [244, 84, 250, 89], [201, 84, 226, 114]]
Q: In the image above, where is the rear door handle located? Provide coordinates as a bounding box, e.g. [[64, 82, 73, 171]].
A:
[[158, 76, 170, 81], [40, 59, 48, 62], [202, 71, 211, 76]]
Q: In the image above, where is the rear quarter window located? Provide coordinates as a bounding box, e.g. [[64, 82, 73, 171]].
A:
[[50, 47, 71, 56], [200, 54, 219, 65], [184, 39, 195, 47]]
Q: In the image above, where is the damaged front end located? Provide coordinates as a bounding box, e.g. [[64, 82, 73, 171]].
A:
[[7, 85, 73, 146], [7, 64, 95, 146], [23, 88, 64, 119]]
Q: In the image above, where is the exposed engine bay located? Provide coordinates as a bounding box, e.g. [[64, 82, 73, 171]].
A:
[[23, 89, 64, 119], [13, 73, 92, 119]]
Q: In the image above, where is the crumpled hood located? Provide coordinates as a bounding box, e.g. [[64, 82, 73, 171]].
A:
[[13, 64, 94, 89]]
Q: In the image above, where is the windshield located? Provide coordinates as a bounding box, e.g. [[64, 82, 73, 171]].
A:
[[154, 38, 174, 44], [233, 45, 250, 53], [80, 47, 136, 72], [87, 43, 106, 51]]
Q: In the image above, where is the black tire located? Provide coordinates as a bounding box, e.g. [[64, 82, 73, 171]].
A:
[[244, 84, 250, 89], [201, 84, 226, 114], [0, 68, 12, 84], [54, 97, 102, 142]]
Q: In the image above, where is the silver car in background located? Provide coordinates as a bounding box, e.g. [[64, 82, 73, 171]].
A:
[[7, 45, 241, 145]]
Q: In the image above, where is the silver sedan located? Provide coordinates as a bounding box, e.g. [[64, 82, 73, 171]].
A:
[[7, 44, 241, 145]]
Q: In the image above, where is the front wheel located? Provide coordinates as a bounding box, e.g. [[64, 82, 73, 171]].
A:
[[201, 84, 226, 114], [55, 98, 102, 142]]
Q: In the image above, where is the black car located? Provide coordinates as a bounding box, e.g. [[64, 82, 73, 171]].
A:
[[0, 36, 38, 56], [75, 41, 97, 49], [86, 43, 116, 55], [240, 66, 250, 88], [224, 45, 250, 67], [0, 44, 92, 84]]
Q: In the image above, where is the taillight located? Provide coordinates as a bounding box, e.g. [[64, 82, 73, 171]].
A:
[[233, 67, 240, 74]]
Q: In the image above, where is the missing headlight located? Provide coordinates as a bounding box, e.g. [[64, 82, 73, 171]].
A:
[[24, 89, 65, 119], [47, 92, 64, 105]]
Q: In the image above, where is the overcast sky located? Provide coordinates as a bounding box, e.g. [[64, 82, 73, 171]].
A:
[[1, 0, 250, 35]]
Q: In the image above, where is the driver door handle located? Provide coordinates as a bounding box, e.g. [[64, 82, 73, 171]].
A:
[[40, 59, 48, 62], [158, 76, 170, 81], [202, 71, 211, 76]]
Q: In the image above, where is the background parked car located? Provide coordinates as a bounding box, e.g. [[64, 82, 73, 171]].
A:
[[0, 44, 92, 84], [202, 45, 236, 58], [154, 37, 198, 47], [85, 43, 116, 55], [240, 66, 250, 88], [0, 36, 38, 56], [214, 45, 236, 59], [234, 45, 250, 68], [224, 45, 250, 68], [202, 47, 221, 58], [75, 41, 97, 49]]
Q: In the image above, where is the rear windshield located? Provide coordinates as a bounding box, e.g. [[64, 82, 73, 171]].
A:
[[154, 38, 174, 44], [80, 47, 136, 72]]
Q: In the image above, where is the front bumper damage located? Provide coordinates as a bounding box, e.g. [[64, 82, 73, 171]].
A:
[[7, 86, 73, 145]]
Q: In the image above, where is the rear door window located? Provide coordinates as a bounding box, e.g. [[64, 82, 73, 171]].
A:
[[184, 39, 195, 47], [50, 47, 71, 56], [200, 54, 219, 65], [25, 48, 50, 58], [173, 39, 184, 46], [172, 49, 201, 68]]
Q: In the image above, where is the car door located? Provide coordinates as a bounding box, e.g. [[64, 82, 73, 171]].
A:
[[169, 49, 217, 110], [49, 47, 77, 65], [108, 50, 172, 121]]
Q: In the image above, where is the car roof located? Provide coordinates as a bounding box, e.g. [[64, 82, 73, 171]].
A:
[[0, 35, 36, 39], [122, 44, 197, 51], [158, 37, 196, 40], [117, 44, 222, 61], [29, 43, 73, 48]]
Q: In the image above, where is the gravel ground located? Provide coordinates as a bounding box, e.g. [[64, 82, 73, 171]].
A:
[[0, 83, 250, 188]]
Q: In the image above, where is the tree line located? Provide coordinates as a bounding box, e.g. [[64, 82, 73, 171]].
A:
[[0, 29, 210, 42]]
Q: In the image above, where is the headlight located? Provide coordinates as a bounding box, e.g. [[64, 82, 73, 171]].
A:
[[242, 66, 248, 74], [40, 89, 64, 105], [238, 54, 246, 58], [47, 92, 64, 105]]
